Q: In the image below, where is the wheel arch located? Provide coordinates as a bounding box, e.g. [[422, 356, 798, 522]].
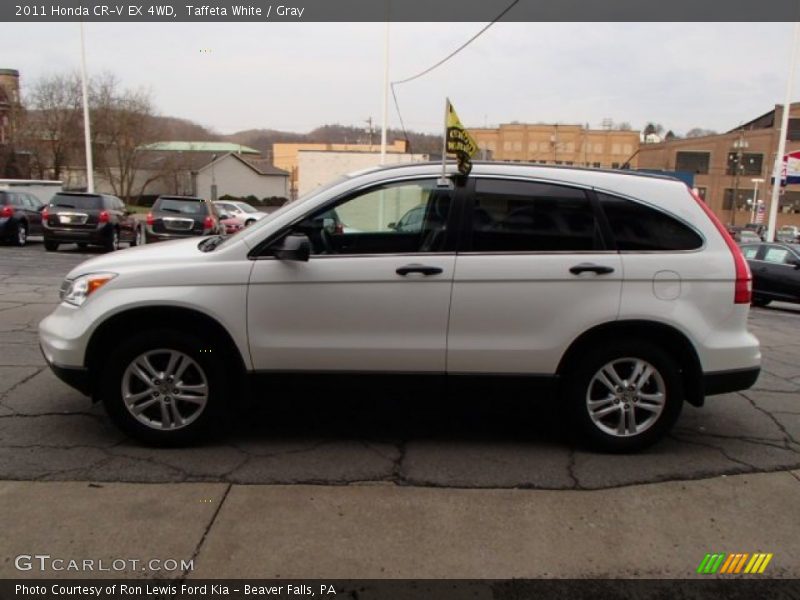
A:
[[85, 306, 247, 397], [556, 320, 704, 407]]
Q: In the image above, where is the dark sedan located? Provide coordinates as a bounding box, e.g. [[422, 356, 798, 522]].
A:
[[43, 192, 141, 252], [145, 196, 224, 243], [741, 242, 800, 307], [0, 190, 45, 246]]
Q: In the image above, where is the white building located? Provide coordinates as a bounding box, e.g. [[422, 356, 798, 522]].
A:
[[297, 150, 430, 197], [193, 153, 289, 200]]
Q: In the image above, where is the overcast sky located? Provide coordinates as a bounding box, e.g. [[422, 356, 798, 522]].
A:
[[1, 22, 796, 136]]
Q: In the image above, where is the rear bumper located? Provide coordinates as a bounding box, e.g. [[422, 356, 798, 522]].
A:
[[145, 226, 209, 243], [43, 223, 112, 244], [703, 367, 760, 396]]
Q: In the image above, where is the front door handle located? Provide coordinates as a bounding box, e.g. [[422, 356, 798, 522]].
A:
[[569, 263, 615, 275], [396, 264, 443, 276]]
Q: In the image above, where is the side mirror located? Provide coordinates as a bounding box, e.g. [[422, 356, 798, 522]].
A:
[[272, 233, 311, 262], [387, 222, 397, 230]]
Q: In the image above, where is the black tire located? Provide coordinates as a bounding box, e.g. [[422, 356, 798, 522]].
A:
[[245, 219, 256, 227], [44, 239, 59, 252], [130, 225, 144, 247], [562, 340, 684, 453], [752, 297, 771, 307], [13, 222, 27, 247], [98, 329, 227, 446], [104, 227, 120, 253]]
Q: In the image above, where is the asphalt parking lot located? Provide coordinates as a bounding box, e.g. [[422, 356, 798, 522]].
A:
[[1, 240, 799, 490]]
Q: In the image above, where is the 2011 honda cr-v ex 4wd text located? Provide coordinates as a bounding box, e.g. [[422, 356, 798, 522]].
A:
[[39, 163, 761, 451]]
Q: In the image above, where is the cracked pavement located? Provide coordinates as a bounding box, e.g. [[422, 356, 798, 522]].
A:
[[1, 242, 799, 490]]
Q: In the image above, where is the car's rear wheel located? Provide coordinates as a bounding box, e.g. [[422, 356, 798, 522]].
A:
[[752, 296, 771, 307], [99, 329, 226, 445], [563, 340, 683, 452], [245, 219, 256, 226], [44, 239, 59, 252], [131, 225, 144, 247], [14, 223, 27, 247], [104, 228, 119, 252]]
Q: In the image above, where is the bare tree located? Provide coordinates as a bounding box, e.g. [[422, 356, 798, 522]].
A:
[[90, 74, 161, 202], [24, 72, 82, 179], [685, 127, 717, 138]]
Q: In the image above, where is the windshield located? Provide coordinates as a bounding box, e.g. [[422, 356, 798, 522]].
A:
[[211, 176, 351, 250], [51, 194, 102, 210]]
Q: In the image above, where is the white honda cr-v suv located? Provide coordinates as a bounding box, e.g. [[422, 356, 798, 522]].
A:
[[39, 163, 761, 451]]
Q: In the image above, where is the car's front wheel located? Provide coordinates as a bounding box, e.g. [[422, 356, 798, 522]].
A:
[[563, 340, 683, 452], [14, 222, 27, 247], [99, 329, 225, 445], [44, 239, 59, 252]]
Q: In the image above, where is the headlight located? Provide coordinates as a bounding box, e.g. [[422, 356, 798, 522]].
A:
[[60, 272, 117, 306]]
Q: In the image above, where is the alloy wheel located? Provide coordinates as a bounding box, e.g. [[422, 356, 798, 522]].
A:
[[585, 357, 666, 437], [121, 349, 209, 431]]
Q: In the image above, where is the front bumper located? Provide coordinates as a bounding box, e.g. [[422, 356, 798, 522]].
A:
[[40, 345, 92, 396]]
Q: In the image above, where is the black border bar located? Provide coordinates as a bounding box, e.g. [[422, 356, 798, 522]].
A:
[[4, 0, 800, 22]]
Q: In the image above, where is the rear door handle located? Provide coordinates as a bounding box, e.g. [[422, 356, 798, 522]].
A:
[[396, 264, 443, 276], [569, 263, 615, 275]]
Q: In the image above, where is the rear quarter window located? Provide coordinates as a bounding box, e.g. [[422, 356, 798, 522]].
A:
[[597, 192, 703, 251]]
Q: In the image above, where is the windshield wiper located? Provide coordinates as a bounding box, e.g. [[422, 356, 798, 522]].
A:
[[198, 235, 225, 252]]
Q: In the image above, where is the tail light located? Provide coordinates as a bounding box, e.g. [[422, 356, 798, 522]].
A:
[[0, 206, 12, 218], [203, 216, 214, 230], [146, 213, 154, 226], [688, 187, 752, 304], [98, 210, 110, 223], [41, 207, 49, 220]]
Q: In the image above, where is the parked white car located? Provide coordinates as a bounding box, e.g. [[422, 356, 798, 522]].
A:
[[39, 163, 760, 451], [213, 200, 268, 226]]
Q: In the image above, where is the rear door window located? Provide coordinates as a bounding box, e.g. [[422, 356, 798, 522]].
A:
[[597, 192, 703, 251], [468, 179, 601, 252], [740, 245, 760, 260]]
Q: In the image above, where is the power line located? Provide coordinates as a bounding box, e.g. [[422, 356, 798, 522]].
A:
[[392, 0, 520, 86], [389, 0, 519, 152]]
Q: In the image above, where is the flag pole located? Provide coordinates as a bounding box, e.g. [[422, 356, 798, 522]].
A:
[[767, 22, 800, 242], [439, 97, 449, 185]]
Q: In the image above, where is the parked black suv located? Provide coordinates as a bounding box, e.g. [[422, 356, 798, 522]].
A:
[[0, 190, 45, 246], [145, 195, 223, 243], [43, 192, 141, 252]]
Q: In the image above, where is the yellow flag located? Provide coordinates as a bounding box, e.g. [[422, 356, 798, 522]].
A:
[[446, 99, 478, 175]]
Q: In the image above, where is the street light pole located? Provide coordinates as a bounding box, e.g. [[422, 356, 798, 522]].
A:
[[750, 177, 764, 223], [730, 132, 747, 227]]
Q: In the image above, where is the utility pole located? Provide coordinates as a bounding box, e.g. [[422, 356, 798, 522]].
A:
[[380, 20, 389, 164], [365, 117, 374, 148]]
